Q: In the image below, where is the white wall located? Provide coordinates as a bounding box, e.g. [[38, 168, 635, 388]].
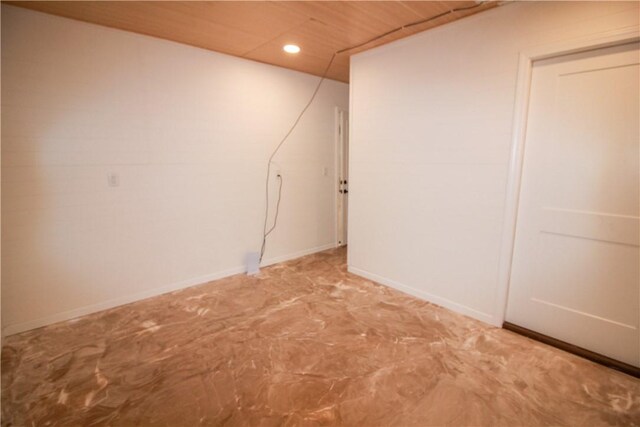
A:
[[1, 5, 348, 335], [348, 1, 639, 326]]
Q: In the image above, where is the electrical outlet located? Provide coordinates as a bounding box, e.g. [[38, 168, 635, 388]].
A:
[[107, 173, 119, 187]]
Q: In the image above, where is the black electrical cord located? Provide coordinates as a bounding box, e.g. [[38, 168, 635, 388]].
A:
[[260, 173, 283, 258], [260, 54, 336, 262], [336, 2, 486, 55], [259, 1, 487, 263]]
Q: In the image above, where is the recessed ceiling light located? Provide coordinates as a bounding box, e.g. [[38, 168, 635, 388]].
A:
[[283, 44, 301, 54]]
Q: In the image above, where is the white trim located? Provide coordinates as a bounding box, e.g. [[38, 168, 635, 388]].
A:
[[2, 243, 335, 337], [334, 106, 342, 248], [346, 62, 355, 264], [2, 266, 238, 337], [259, 243, 336, 268], [334, 107, 349, 248], [348, 266, 496, 326], [494, 26, 640, 327]]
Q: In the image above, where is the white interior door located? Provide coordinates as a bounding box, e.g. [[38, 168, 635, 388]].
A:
[[506, 42, 640, 367], [337, 109, 349, 247]]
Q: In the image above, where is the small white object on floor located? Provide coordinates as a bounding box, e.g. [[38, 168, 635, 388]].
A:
[[245, 252, 260, 275]]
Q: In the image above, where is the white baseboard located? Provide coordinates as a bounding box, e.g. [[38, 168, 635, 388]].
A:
[[347, 265, 498, 326], [2, 243, 336, 337], [261, 243, 336, 268]]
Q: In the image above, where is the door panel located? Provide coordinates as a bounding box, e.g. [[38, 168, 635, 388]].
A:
[[506, 42, 640, 367]]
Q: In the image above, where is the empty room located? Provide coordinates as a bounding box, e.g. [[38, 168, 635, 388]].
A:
[[1, 1, 639, 425]]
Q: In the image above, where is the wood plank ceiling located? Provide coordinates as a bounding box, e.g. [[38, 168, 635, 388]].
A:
[[5, 1, 497, 82]]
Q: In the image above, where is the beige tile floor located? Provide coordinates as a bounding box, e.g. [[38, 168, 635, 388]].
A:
[[2, 248, 639, 426]]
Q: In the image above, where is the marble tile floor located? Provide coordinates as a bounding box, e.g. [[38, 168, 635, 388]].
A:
[[2, 247, 639, 426]]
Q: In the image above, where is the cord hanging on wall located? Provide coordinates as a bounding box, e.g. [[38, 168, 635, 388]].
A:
[[258, 54, 337, 264], [255, 2, 487, 268]]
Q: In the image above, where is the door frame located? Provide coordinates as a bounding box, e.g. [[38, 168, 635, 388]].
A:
[[335, 107, 349, 247], [494, 27, 640, 327]]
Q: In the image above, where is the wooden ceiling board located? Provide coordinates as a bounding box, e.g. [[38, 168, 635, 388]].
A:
[[253, 19, 354, 60], [277, 1, 423, 41], [4, 1, 498, 83], [6, 1, 270, 55], [160, 2, 310, 41], [398, 1, 482, 32], [402, 0, 477, 17]]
